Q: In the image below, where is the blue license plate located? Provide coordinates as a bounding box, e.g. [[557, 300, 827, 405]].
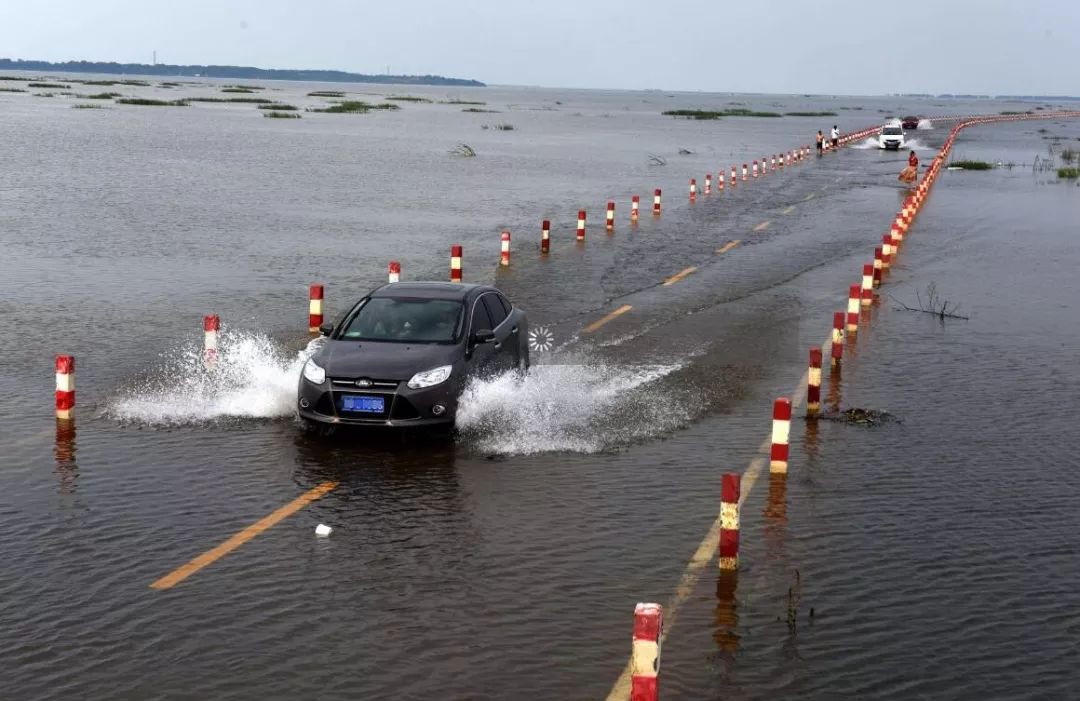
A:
[[341, 395, 385, 414]]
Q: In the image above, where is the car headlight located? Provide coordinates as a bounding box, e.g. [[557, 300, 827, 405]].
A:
[[302, 359, 326, 385], [407, 365, 452, 389]]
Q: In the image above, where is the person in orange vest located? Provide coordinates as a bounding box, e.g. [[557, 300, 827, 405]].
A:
[[816, 130, 824, 155], [908, 149, 919, 169]]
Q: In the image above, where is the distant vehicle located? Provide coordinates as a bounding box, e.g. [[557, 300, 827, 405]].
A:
[[879, 124, 906, 150], [298, 282, 528, 432], [901, 115, 921, 130]]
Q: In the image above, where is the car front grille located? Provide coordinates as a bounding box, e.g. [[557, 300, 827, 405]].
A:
[[329, 377, 400, 391]]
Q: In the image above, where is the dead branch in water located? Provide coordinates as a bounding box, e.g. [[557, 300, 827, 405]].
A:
[[648, 154, 667, 166], [891, 282, 969, 320], [450, 143, 476, 157]]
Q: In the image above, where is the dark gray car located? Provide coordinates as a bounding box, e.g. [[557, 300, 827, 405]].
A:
[[297, 282, 528, 431]]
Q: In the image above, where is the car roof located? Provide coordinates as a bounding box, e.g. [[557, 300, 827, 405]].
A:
[[370, 281, 493, 301]]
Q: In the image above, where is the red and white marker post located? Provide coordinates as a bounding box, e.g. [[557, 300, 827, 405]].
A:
[[631, 196, 640, 223], [55, 354, 75, 420], [653, 189, 662, 216], [717, 171, 724, 191], [752, 160, 759, 178], [606, 201, 615, 231], [881, 234, 893, 269], [577, 210, 586, 241], [742, 164, 748, 181], [689, 178, 697, 201], [450, 244, 463, 282], [388, 261, 401, 283], [203, 314, 220, 366], [719, 473, 740, 570], [631, 603, 663, 701], [541, 219, 551, 254], [846, 284, 860, 334], [500, 231, 511, 266], [807, 348, 822, 417], [308, 285, 324, 333], [861, 264, 873, 306], [730, 166, 737, 187], [873, 247, 883, 287], [704, 173, 712, 195], [831, 311, 844, 367], [770, 397, 792, 474]]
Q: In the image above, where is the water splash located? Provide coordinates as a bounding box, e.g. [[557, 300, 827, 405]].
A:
[[455, 361, 690, 454], [850, 136, 931, 151], [917, 119, 934, 130], [107, 331, 321, 426]]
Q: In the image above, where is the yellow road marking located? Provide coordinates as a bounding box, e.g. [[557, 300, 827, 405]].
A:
[[716, 240, 741, 254], [662, 266, 697, 287], [583, 304, 632, 333], [603, 337, 828, 701], [781, 205, 796, 215], [753, 220, 771, 232], [150, 481, 339, 590]]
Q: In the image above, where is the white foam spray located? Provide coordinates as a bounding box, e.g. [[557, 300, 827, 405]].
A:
[[455, 361, 690, 454], [107, 331, 322, 426]]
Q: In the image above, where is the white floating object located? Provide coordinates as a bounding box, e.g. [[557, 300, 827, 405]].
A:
[[315, 523, 332, 537]]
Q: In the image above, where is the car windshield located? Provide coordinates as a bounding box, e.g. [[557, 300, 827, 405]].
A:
[[339, 297, 464, 343], [883, 127, 903, 135]]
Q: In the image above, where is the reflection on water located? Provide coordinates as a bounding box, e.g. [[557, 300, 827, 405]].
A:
[[713, 572, 740, 655], [53, 420, 77, 495]]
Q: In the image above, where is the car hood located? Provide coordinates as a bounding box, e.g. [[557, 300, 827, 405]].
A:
[[315, 339, 460, 380]]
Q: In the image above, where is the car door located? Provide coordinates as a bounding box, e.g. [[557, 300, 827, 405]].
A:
[[480, 292, 518, 372], [467, 294, 499, 377]]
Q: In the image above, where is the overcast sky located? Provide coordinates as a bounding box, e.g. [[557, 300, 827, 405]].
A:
[[1, 0, 1077, 95]]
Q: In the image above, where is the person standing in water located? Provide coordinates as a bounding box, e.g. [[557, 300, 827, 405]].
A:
[[816, 130, 824, 155], [908, 149, 919, 169], [830, 125, 840, 149]]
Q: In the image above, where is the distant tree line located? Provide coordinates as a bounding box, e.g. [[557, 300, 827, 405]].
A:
[[0, 58, 485, 87]]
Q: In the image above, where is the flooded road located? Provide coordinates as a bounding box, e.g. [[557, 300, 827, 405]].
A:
[[2, 78, 1079, 699]]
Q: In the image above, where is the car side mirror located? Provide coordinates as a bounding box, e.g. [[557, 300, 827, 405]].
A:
[[319, 322, 334, 337], [472, 329, 495, 345]]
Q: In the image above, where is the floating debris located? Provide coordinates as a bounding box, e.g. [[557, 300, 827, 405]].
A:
[[816, 408, 901, 426]]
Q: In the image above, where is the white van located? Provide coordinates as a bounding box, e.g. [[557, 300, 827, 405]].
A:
[[879, 124, 905, 150]]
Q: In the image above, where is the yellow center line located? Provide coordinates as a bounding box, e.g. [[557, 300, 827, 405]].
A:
[[716, 240, 741, 254], [582, 304, 633, 333], [781, 205, 796, 215], [662, 266, 697, 287], [149, 480, 339, 590], [753, 220, 771, 232], [804, 193, 815, 201], [603, 336, 829, 701]]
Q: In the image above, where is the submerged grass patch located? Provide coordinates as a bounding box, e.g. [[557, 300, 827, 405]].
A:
[[785, 111, 838, 117], [119, 79, 151, 86], [221, 87, 255, 93], [257, 103, 299, 110], [81, 92, 122, 99], [81, 80, 120, 86], [386, 95, 432, 103], [663, 108, 783, 119], [72, 103, 104, 109], [226, 84, 263, 90], [263, 111, 301, 119], [115, 98, 189, 106], [444, 99, 486, 105], [949, 160, 994, 170], [188, 96, 274, 104], [1058, 167, 1079, 178], [309, 100, 399, 113], [0, 87, 26, 92], [28, 82, 70, 89], [462, 107, 499, 113], [308, 90, 344, 97]]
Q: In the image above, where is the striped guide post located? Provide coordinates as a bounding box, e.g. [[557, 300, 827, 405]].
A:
[[742, 164, 748, 181], [881, 234, 893, 269], [450, 244, 463, 282], [308, 285, 324, 333], [704, 173, 712, 195], [807, 348, 822, 417], [577, 210, 587, 240], [653, 189, 662, 215], [719, 473, 740, 570], [846, 284, 860, 333], [631, 603, 663, 701], [730, 166, 737, 187], [892, 220, 904, 245], [55, 354, 75, 420], [831, 311, 844, 367], [500, 230, 510, 266], [770, 398, 792, 474], [717, 170, 724, 191], [771, 155, 777, 171], [873, 247, 883, 287], [762, 156, 768, 173], [689, 178, 697, 201], [388, 261, 401, 283], [606, 201, 615, 231], [861, 264, 874, 306], [631, 196, 640, 223], [203, 314, 220, 366], [541, 219, 550, 254], [752, 160, 758, 178]]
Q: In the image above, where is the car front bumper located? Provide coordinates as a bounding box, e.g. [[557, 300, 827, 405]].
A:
[[297, 376, 459, 427]]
